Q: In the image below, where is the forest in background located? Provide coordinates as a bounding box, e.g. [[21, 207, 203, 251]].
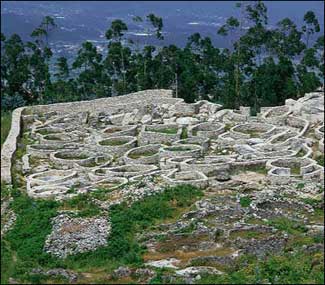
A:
[[1, 1, 324, 114]]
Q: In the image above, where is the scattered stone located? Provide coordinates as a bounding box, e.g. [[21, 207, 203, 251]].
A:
[[146, 258, 181, 269], [44, 214, 110, 258], [112, 266, 131, 279]]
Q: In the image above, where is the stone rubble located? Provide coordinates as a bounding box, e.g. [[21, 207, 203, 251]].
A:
[[0, 88, 323, 282]]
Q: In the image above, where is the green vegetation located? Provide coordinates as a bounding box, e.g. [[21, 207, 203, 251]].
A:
[[296, 182, 305, 189], [165, 146, 192, 152], [2, 189, 60, 283], [60, 193, 102, 217], [239, 196, 252, 207], [99, 139, 128, 146], [296, 148, 306, 157], [315, 154, 324, 166], [195, 250, 324, 284], [1, 111, 12, 148], [102, 184, 203, 264], [1, 184, 203, 283], [149, 128, 178, 135], [90, 187, 115, 201], [180, 127, 188, 139], [55, 153, 89, 160], [192, 129, 198, 136], [43, 135, 62, 141], [237, 165, 268, 175], [267, 217, 308, 235], [301, 197, 322, 207], [224, 124, 233, 132], [36, 129, 60, 136], [229, 230, 268, 240], [128, 150, 157, 159], [2, 4, 323, 113]]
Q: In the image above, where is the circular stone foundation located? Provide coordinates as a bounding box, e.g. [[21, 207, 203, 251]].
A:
[[50, 150, 98, 168], [124, 144, 161, 165], [97, 136, 137, 156], [93, 177, 128, 191], [162, 169, 208, 188], [102, 125, 138, 137], [231, 122, 274, 139], [160, 144, 203, 159], [89, 164, 158, 180], [27, 169, 77, 186], [189, 122, 225, 139]]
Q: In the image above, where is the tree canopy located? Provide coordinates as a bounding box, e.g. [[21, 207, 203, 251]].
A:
[[1, 5, 323, 112]]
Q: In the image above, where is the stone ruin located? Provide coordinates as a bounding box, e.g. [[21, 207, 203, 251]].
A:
[[1, 88, 324, 274]]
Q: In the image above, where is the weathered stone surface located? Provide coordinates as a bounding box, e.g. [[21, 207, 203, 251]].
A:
[[146, 258, 181, 269], [175, 266, 223, 277], [44, 214, 110, 258], [1, 88, 324, 275]]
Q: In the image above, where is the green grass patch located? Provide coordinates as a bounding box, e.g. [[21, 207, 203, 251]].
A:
[[2, 189, 61, 283], [60, 194, 102, 217], [36, 129, 60, 136], [58, 185, 203, 272], [165, 146, 192, 152], [224, 124, 232, 132], [301, 197, 322, 207], [99, 139, 128, 146], [291, 166, 301, 175], [229, 230, 268, 240], [192, 128, 198, 136], [180, 127, 188, 139], [195, 250, 324, 284], [149, 127, 178, 135], [55, 153, 89, 160], [296, 149, 306, 157], [1, 111, 12, 148], [128, 150, 157, 159], [316, 155, 324, 166], [239, 197, 252, 207], [267, 217, 307, 235], [2, 184, 203, 283], [296, 182, 305, 189]]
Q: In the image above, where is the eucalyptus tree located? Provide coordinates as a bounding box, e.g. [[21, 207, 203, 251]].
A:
[[314, 35, 324, 86], [105, 19, 128, 94], [28, 16, 56, 103], [55, 57, 69, 81], [1, 34, 29, 108], [293, 11, 321, 96], [132, 15, 144, 90], [302, 11, 320, 48], [1, 33, 7, 96], [73, 41, 110, 99]]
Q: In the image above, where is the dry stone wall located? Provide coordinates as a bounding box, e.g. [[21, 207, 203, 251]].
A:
[[1, 88, 324, 255]]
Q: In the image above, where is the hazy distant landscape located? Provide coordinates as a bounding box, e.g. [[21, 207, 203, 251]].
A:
[[2, 1, 324, 62]]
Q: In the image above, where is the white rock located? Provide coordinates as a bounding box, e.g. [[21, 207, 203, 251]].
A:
[[163, 117, 177, 124], [247, 138, 264, 145], [176, 117, 199, 126], [175, 266, 223, 277], [145, 258, 180, 269], [122, 113, 134, 125], [141, 114, 152, 124], [234, 144, 256, 154], [109, 114, 125, 125]]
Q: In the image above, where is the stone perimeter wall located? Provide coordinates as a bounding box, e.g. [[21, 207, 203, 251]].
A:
[[29, 89, 177, 115], [1, 89, 176, 184], [1, 107, 25, 184]]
